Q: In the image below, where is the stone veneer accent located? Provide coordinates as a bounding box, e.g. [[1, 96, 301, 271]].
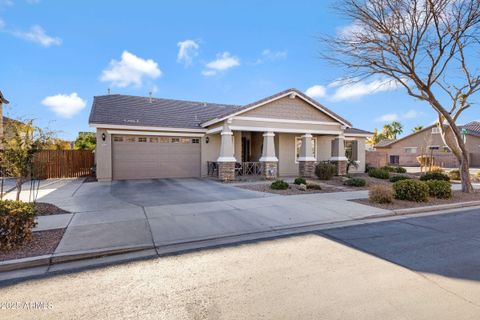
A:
[[218, 162, 235, 181], [332, 160, 347, 176], [262, 162, 278, 179], [298, 161, 316, 178]]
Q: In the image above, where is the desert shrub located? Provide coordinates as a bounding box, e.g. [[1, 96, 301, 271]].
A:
[[294, 177, 307, 185], [477, 171, 480, 177], [344, 178, 366, 187], [420, 172, 450, 182], [315, 162, 337, 180], [393, 180, 429, 202], [271, 180, 289, 190], [429, 166, 444, 173], [369, 185, 393, 204], [306, 183, 322, 190], [365, 163, 375, 173], [389, 175, 411, 183], [381, 166, 407, 173], [0, 200, 37, 250], [368, 168, 390, 179], [425, 180, 452, 199], [448, 169, 461, 180]]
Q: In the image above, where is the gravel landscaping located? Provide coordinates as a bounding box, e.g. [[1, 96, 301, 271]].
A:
[[352, 190, 480, 210], [237, 182, 340, 195], [35, 202, 70, 216], [0, 228, 65, 261]]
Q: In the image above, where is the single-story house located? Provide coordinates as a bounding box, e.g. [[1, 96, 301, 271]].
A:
[[369, 121, 480, 168], [89, 88, 373, 181]]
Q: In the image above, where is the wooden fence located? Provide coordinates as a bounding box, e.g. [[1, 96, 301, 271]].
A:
[[32, 150, 94, 179]]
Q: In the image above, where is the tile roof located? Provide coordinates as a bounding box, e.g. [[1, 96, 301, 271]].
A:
[[375, 139, 396, 147], [345, 127, 373, 135], [460, 121, 480, 136], [89, 94, 241, 129], [88, 88, 360, 131]]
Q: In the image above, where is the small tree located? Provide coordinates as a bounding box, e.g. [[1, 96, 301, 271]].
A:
[[74, 132, 96, 150], [0, 119, 55, 201], [321, 0, 480, 192]]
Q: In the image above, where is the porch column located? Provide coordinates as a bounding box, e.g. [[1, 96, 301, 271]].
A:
[[217, 124, 236, 181], [298, 133, 316, 178], [330, 134, 348, 176], [259, 131, 278, 179]]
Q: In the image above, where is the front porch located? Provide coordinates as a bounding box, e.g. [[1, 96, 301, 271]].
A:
[[205, 126, 350, 181]]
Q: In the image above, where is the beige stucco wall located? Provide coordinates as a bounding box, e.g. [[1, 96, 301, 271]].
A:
[[465, 135, 480, 167], [95, 128, 113, 181], [242, 96, 338, 122], [201, 133, 220, 176]]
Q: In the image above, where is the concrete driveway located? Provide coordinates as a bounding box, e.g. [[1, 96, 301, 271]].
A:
[[5, 178, 389, 258]]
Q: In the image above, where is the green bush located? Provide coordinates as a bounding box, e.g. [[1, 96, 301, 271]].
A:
[[368, 168, 390, 179], [381, 166, 407, 173], [271, 180, 289, 190], [294, 177, 307, 185], [389, 175, 411, 183], [306, 183, 322, 190], [369, 185, 393, 204], [425, 180, 452, 199], [315, 162, 337, 180], [448, 170, 461, 180], [0, 200, 37, 250], [393, 180, 429, 202], [419, 172, 450, 182], [344, 178, 366, 187], [365, 163, 375, 173]]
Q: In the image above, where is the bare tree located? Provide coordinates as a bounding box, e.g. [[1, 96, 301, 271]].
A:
[[321, 0, 480, 192]]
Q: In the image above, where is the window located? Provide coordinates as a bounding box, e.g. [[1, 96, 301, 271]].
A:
[[192, 138, 200, 144], [171, 138, 180, 143], [113, 136, 123, 142], [180, 138, 191, 144], [126, 137, 136, 142], [295, 137, 317, 163], [428, 145, 440, 150], [138, 137, 147, 142], [432, 127, 441, 134], [149, 137, 158, 143], [404, 147, 417, 154], [159, 137, 169, 143], [390, 155, 400, 164]]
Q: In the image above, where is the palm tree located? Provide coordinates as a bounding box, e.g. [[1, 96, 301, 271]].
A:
[[412, 125, 424, 133]]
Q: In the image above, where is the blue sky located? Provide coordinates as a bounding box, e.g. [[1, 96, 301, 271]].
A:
[[0, 0, 478, 140]]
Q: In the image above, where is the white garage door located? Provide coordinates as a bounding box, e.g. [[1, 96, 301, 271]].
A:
[[112, 135, 201, 180]]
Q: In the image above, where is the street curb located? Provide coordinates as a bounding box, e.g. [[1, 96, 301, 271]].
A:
[[0, 245, 153, 273], [392, 200, 480, 215]]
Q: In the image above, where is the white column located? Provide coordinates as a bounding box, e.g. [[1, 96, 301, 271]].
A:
[[217, 124, 236, 162], [330, 135, 348, 161], [259, 131, 278, 162], [298, 133, 316, 161]]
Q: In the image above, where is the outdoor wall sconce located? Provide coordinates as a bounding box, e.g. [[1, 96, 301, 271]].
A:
[[102, 133, 106, 141], [205, 137, 209, 144]]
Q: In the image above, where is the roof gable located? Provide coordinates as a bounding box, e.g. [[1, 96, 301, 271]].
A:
[[201, 88, 352, 127]]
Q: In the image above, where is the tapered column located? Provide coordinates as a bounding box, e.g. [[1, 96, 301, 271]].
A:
[[259, 131, 278, 179], [330, 134, 347, 175], [298, 133, 316, 178], [217, 124, 236, 181]]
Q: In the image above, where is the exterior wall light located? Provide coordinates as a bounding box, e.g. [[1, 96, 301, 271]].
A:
[[205, 137, 209, 144], [102, 133, 106, 141]]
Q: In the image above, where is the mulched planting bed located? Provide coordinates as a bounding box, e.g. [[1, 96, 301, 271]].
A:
[[0, 228, 65, 261], [35, 202, 70, 216], [351, 190, 480, 210], [237, 183, 341, 195]]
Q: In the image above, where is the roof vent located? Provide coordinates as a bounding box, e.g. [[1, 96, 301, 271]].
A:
[[289, 92, 296, 99], [107, 88, 111, 95], [149, 91, 152, 103], [203, 102, 207, 107]]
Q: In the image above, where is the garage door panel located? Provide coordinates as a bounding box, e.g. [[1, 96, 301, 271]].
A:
[[112, 135, 201, 180]]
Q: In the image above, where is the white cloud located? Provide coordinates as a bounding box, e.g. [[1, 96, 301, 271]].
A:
[[177, 39, 199, 66], [202, 52, 240, 76], [0, 0, 13, 7], [375, 109, 422, 122], [255, 49, 287, 64], [42, 93, 86, 118], [329, 78, 400, 101], [13, 25, 61, 47], [305, 85, 327, 99], [100, 51, 162, 87]]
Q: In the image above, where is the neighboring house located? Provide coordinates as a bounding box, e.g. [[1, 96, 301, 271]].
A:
[[89, 88, 372, 181], [370, 122, 480, 168]]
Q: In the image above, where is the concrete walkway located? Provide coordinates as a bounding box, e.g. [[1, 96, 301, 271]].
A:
[[2, 178, 393, 260]]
